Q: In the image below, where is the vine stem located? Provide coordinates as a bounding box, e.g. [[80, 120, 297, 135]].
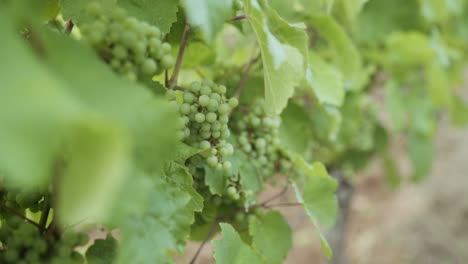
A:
[[169, 24, 191, 88], [230, 15, 246, 21], [263, 202, 302, 209], [259, 183, 289, 206], [0, 204, 42, 230], [64, 20, 74, 34], [234, 42, 260, 99], [39, 195, 51, 231], [189, 218, 220, 264]]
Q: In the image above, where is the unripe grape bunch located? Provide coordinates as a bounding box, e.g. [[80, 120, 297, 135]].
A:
[[235, 99, 282, 178], [0, 215, 87, 264], [166, 80, 239, 172], [80, 3, 175, 81]]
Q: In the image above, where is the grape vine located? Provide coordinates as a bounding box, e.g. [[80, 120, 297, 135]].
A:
[[0, 0, 467, 264]]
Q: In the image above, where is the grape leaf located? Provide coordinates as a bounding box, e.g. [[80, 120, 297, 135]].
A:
[[450, 97, 468, 126], [213, 223, 263, 264], [61, 0, 116, 23], [117, 0, 179, 35], [59, 119, 130, 224], [172, 142, 200, 164], [292, 157, 337, 259], [408, 132, 434, 182], [39, 30, 179, 224], [357, 0, 423, 45], [244, 0, 308, 115], [117, 176, 191, 264], [249, 211, 292, 264], [86, 235, 118, 264], [117, 214, 177, 264], [385, 80, 407, 132], [426, 61, 453, 108], [204, 165, 227, 195], [164, 162, 203, 215], [305, 51, 345, 106], [0, 16, 81, 188], [308, 15, 368, 91], [384, 32, 435, 68], [41, 30, 179, 173], [182, 0, 234, 42], [227, 148, 262, 193], [279, 102, 314, 156]]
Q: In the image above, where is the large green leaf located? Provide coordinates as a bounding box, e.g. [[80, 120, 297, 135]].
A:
[[306, 51, 345, 106], [117, 0, 180, 35], [408, 133, 434, 182], [86, 235, 118, 264], [58, 119, 130, 224], [357, 0, 423, 45], [117, 176, 191, 264], [0, 17, 81, 188], [204, 165, 227, 195], [41, 31, 179, 173], [279, 102, 314, 155], [213, 223, 263, 264], [308, 15, 368, 91], [183, 0, 233, 42], [61, 0, 116, 23], [249, 211, 292, 264], [292, 157, 337, 259], [244, 0, 308, 114]]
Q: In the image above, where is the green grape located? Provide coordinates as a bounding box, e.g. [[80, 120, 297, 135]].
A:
[[199, 140, 211, 149], [219, 114, 229, 124], [222, 161, 232, 171], [229, 98, 239, 108], [232, 99, 283, 179], [195, 113, 206, 123], [112, 45, 128, 59], [184, 92, 195, 104], [165, 80, 238, 198], [180, 104, 191, 115], [141, 59, 157, 75], [199, 95, 210, 106], [227, 186, 237, 197], [162, 43, 172, 53], [210, 93, 221, 102], [200, 85, 211, 95], [206, 112, 217, 123], [207, 156, 218, 167], [207, 99, 219, 111], [161, 55, 175, 69], [212, 131, 221, 138], [218, 104, 230, 114]]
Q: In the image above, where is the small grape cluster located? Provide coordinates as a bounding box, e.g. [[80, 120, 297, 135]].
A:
[[80, 3, 175, 80], [0, 216, 86, 264], [166, 80, 239, 172], [235, 99, 282, 177]]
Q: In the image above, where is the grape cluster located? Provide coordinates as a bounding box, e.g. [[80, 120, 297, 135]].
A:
[[235, 99, 282, 178], [166, 80, 239, 171], [0, 215, 86, 264], [80, 3, 175, 80]]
